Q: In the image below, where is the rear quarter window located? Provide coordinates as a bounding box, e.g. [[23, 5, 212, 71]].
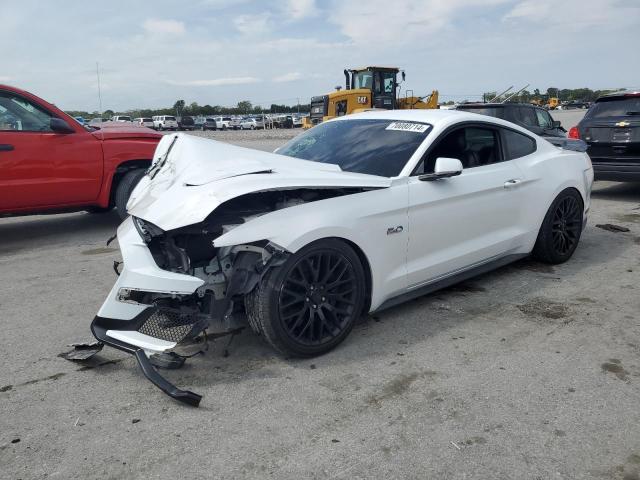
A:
[[501, 128, 536, 159]]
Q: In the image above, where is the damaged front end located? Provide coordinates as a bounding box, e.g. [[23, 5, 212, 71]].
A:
[[91, 187, 365, 406]]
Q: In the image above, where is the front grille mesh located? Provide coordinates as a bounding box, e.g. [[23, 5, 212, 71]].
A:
[[138, 309, 197, 343]]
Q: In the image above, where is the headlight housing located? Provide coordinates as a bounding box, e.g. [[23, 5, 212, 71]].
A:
[[133, 216, 164, 243]]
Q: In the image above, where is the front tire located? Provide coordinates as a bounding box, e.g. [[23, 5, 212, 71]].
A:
[[532, 188, 584, 264], [115, 169, 147, 220], [246, 239, 366, 357]]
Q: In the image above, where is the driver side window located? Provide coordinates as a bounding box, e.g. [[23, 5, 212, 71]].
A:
[[417, 126, 500, 174], [0, 92, 53, 132]]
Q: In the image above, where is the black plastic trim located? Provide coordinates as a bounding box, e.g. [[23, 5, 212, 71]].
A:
[[91, 312, 202, 407], [373, 253, 527, 313]]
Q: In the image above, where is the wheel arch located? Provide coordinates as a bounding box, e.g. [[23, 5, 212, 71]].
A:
[[108, 159, 151, 206], [322, 236, 373, 315]]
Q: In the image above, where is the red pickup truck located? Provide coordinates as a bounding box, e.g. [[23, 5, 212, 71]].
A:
[[0, 85, 161, 219]]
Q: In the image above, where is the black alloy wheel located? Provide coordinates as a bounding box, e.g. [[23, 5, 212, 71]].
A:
[[246, 239, 366, 357], [551, 195, 581, 256], [278, 250, 358, 347], [533, 188, 584, 264]]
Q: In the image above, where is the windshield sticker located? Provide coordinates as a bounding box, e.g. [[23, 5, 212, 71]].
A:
[[385, 122, 429, 133]]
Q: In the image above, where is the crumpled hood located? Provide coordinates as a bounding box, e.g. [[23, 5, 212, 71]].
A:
[[127, 133, 391, 231]]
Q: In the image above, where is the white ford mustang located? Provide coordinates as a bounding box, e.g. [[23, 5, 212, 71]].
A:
[[91, 110, 593, 405]]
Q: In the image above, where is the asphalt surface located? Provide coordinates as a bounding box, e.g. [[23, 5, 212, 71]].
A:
[[2, 119, 640, 480]]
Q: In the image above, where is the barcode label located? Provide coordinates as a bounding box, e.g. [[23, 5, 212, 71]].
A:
[[385, 122, 429, 133]]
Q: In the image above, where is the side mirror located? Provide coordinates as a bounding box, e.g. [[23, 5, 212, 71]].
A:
[[50, 118, 75, 134], [419, 157, 463, 181], [552, 120, 562, 129]]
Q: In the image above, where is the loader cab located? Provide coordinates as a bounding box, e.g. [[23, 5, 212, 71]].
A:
[[348, 67, 399, 110]]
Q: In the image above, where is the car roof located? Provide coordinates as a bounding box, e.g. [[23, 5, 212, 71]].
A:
[[597, 89, 640, 101], [457, 103, 533, 108], [332, 108, 539, 137]]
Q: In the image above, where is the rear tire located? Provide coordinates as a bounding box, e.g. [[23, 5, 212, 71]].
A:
[[115, 169, 147, 220], [532, 188, 583, 264], [245, 239, 366, 357]]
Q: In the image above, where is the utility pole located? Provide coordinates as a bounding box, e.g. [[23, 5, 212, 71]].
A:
[[96, 62, 103, 115]]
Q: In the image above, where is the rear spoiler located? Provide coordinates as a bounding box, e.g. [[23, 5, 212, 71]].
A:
[[545, 137, 588, 152]]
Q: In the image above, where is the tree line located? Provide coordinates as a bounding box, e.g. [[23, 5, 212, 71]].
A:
[[66, 99, 310, 120]]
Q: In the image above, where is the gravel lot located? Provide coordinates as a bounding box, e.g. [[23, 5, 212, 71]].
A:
[[2, 119, 640, 480]]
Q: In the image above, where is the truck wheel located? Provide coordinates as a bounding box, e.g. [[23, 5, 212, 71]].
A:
[[115, 169, 147, 220], [245, 239, 366, 357]]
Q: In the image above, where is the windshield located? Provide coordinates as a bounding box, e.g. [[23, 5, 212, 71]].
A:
[[353, 71, 373, 89], [142, 118, 152, 122], [165, 116, 176, 121], [587, 97, 640, 118], [119, 116, 132, 121], [277, 119, 432, 177]]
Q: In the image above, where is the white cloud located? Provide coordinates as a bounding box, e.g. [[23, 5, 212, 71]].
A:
[[503, 0, 639, 29], [233, 14, 270, 35], [330, 0, 509, 44], [284, 0, 318, 20], [0, 76, 13, 82], [143, 18, 185, 35], [167, 77, 260, 87], [273, 72, 303, 83]]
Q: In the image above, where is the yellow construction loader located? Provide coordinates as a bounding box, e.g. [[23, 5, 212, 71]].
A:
[[303, 66, 438, 129]]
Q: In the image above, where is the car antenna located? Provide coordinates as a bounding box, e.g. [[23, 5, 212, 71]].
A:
[[502, 84, 530, 103]]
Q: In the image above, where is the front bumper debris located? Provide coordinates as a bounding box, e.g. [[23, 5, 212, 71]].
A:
[[91, 309, 202, 407]]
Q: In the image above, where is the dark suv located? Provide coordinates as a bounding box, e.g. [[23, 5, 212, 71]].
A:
[[569, 90, 640, 181], [456, 103, 565, 137], [177, 116, 195, 131]]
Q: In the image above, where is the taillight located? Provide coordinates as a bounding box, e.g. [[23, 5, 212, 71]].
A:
[[568, 126, 580, 139]]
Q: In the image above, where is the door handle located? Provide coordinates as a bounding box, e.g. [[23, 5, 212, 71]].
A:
[[0, 144, 14, 152], [504, 179, 522, 188]]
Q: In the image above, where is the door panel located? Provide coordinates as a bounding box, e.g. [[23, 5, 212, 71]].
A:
[[0, 131, 103, 211], [407, 136, 526, 288], [0, 89, 103, 211], [407, 163, 525, 287]]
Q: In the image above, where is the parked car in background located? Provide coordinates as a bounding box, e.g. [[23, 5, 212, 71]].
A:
[[229, 117, 242, 130], [0, 84, 161, 219], [89, 118, 106, 126], [152, 115, 178, 131], [240, 117, 258, 130], [74, 116, 86, 125], [253, 116, 266, 129], [214, 116, 232, 130], [197, 117, 217, 130], [111, 115, 132, 123], [568, 89, 640, 181], [134, 117, 154, 128], [456, 103, 566, 137], [292, 115, 303, 128], [177, 116, 195, 131], [563, 101, 591, 110]]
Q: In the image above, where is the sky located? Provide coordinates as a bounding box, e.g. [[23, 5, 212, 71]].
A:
[[1, 0, 638, 112]]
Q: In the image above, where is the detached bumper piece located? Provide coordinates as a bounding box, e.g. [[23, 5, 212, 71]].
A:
[[91, 308, 203, 407]]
